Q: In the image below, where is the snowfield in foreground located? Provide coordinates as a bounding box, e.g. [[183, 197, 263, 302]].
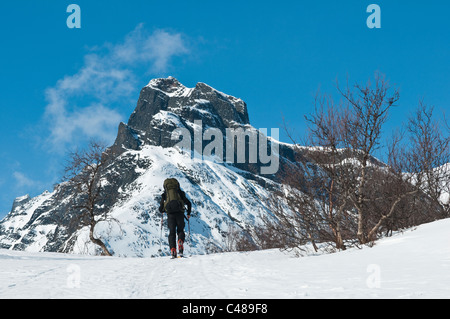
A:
[[1, 218, 449, 299]]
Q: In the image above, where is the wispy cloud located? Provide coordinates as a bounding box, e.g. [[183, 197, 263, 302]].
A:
[[13, 171, 44, 191], [44, 24, 190, 152], [113, 25, 190, 73]]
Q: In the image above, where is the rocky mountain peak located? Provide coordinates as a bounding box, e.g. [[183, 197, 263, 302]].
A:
[[110, 77, 250, 155], [146, 76, 191, 97]]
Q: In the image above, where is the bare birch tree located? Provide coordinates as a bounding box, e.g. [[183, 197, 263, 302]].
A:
[[269, 73, 447, 250], [406, 103, 450, 218], [63, 140, 114, 256]]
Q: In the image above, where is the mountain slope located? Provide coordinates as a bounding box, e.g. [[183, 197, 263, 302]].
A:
[[3, 77, 442, 257], [1, 218, 449, 298], [69, 145, 277, 256], [0, 77, 286, 256]]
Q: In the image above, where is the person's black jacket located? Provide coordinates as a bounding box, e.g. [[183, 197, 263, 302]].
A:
[[158, 189, 192, 215]]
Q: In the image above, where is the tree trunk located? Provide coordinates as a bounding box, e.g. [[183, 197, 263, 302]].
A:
[[89, 222, 112, 256]]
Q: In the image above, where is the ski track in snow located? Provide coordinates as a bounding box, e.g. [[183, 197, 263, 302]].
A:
[[1, 218, 450, 299]]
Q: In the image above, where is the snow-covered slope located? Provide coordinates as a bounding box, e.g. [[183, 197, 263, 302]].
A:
[[0, 144, 277, 256], [1, 218, 449, 299], [0, 77, 287, 256], [70, 145, 276, 256]]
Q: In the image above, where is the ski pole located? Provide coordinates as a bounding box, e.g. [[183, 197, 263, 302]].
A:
[[158, 214, 164, 253], [184, 214, 191, 244]]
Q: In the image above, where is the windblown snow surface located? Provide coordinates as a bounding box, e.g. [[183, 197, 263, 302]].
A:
[[1, 218, 449, 299]]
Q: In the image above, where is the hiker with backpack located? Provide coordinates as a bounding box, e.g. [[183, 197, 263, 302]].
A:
[[159, 178, 192, 258]]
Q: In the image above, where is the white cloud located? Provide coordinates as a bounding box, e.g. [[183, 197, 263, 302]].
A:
[[13, 171, 44, 190], [112, 24, 189, 72], [44, 25, 190, 152]]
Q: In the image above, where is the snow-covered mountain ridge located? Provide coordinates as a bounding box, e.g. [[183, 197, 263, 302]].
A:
[[0, 77, 289, 256], [2, 77, 444, 257]]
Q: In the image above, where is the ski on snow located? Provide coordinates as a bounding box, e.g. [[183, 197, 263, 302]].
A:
[[171, 255, 188, 259]]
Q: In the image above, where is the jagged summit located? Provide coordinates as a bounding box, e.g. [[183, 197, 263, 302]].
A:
[[146, 76, 193, 97], [145, 77, 247, 111], [145, 77, 249, 124], [111, 77, 250, 155]]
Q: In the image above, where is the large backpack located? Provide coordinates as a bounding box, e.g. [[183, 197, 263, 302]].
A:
[[163, 178, 185, 213]]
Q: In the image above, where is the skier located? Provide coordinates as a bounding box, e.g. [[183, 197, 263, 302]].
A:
[[159, 178, 192, 258]]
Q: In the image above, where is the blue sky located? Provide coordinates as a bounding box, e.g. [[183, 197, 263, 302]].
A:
[[0, 0, 449, 219]]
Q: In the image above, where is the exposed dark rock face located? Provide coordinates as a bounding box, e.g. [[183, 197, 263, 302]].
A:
[[111, 77, 250, 154]]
